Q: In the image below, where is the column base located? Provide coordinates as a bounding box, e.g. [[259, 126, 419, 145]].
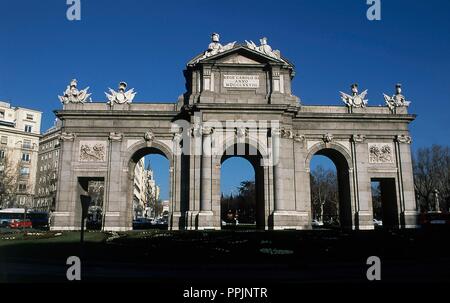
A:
[[170, 211, 183, 231], [355, 211, 374, 230], [402, 211, 420, 229], [50, 226, 79, 231], [51, 212, 78, 231], [197, 211, 220, 230], [272, 211, 311, 230], [103, 212, 131, 231], [185, 211, 199, 230]]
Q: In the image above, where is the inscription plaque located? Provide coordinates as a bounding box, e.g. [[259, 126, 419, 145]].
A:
[[223, 74, 259, 88]]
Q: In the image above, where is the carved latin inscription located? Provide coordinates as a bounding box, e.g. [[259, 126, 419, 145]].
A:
[[223, 74, 259, 88], [79, 141, 106, 162], [368, 143, 394, 164]]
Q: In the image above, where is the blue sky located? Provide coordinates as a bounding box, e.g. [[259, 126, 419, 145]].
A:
[[1, 0, 449, 198]]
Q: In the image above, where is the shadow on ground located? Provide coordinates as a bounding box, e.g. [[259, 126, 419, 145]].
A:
[[0, 228, 449, 283]]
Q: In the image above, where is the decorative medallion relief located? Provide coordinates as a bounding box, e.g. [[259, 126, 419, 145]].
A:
[[79, 141, 107, 162], [368, 143, 394, 164]]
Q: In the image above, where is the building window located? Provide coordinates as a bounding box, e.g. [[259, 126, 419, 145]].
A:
[[26, 114, 34, 121], [22, 153, 30, 162], [25, 125, 32, 133], [20, 167, 30, 176], [1, 136, 7, 145], [18, 183, 27, 191], [0, 150, 5, 159], [23, 139, 32, 149], [0, 111, 4, 119]]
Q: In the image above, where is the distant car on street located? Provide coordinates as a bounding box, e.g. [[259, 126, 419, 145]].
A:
[[0, 208, 27, 227], [311, 219, 324, 227], [133, 218, 153, 230], [9, 219, 33, 229], [419, 212, 450, 227], [373, 218, 383, 228], [27, 211, 49, 229]]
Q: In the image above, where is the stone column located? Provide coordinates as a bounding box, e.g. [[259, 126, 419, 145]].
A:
[[351, 134, 372, 230], [170, 132, 183, 230], [395, 135, 418, 228], [272, 128, 305, 230], [272, 128, 284, 212], [103, 132, 130, 231], [51, 132, 77, 231], [197, 126, 218, 229], [186, 124, 202, 230], [293, 133, 311, 229]]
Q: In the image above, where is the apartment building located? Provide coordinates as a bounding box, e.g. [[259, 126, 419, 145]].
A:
[[35, 119, 61, 211], [0, 101, 42, 208]]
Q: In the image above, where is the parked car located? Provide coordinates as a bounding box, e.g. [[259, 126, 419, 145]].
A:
[[9, 219, 33, 229], [419, 212, 450, 227], [132, 218, 153, 230], [373, 218, 383, 227], [27, 211, 49, 229], [311, 219, 324, 227]]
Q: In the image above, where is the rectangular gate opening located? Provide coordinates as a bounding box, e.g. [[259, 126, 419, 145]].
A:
[[78, 177, 105, 231], [371, 178, 399, 229]]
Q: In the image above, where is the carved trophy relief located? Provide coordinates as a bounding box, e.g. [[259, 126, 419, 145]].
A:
[[340, 83, 368, 108], [368, 143, 394, 164], [58, 79, 91, 104], [79, 141, 107, 162]]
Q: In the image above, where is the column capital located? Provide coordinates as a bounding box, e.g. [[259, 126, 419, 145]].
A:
[[351, 134, 365, 143], [109, 132, 123, 142], [396, 134, 412, 144], [59, 132, 76, 142]]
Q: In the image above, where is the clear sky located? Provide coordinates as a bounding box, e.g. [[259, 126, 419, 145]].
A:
[[1, 0, 449, 197]]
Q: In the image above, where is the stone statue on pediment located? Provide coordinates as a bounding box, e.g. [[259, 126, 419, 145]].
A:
[[245, 37, 282, 60], [340, 83, 368, 108], [198, 33, 236, 62], [383, 84, 411, 112], [59, 79, 91, 104], [105, 82, 136, 104]]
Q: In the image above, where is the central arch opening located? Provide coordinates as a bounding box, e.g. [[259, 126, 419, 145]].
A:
[[220, 143, 265, 230], [129, 147, 170, 231], [309, 148, 352, 229]]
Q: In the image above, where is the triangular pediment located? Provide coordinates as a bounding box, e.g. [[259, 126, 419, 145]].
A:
[[188, 45, 293, 67], [216, 53, 261, 64]]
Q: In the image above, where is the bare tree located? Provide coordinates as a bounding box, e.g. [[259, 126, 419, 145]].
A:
[[0, 153, 19, 209], [413, 145, 450, 212], [310, 165, 339, 224]]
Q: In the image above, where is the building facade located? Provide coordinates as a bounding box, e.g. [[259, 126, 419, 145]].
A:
[[35, 120, 61, 211], [51, 35, 418, 231], [0, 101, 42, 209], [133, 158, 147, 218]]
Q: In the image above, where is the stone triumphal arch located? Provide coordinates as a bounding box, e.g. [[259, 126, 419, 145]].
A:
[[52, 35, 418, 231]]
